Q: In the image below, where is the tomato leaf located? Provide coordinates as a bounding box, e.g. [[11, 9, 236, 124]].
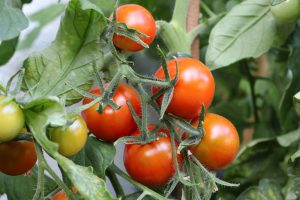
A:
[[277, 128, 300, 147], [282, 162, 300, 199], [0, 37, 19, 66], [24, 97, 114, 199], [0, 0, 28, 41], [206, 0, 276, 69], [236, 179, 283, 200], [22, 0, 107, 105], [79, 0, 115, 16], [0, 167, 57, 200], [24, 97, 67, 155], [124, 192, 154, 200], [18, 3, 66, 50], [219, 138, 286, 198], [56, 155, 115, 200], [291, 149, 300, 162], [72, 136, 116, 179], [294, 91, 300, 116]]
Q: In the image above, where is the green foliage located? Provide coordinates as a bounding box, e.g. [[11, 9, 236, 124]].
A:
[[0, 37, 19, 65], [235, 179, 283, 200], [206, 0, 276, 69], [56, 155, 115, 200], [1, 0, 300, 199], [72, 137, 116, 179], [0, 167, 57, 200], [279, 25, 300, 131], [0, 0, 28, 41], [79, 0, 116, 17], [22, 0, 107, 105], [18, 3, 66, 50]]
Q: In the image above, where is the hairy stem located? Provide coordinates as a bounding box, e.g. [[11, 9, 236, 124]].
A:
[[109, 164, 166, 200], [106, 168, 125, 198]]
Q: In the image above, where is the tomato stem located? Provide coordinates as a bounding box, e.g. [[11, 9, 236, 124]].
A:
[[244, 61, 259, 123], [34, 144, 76, 200], [136, 84, 149, 141], [32, 143, 45, 200], [201, 1, 217, 17], [106, 168, 125, 198], [171, 0, 189, 29], [109, 164, 166, 200]]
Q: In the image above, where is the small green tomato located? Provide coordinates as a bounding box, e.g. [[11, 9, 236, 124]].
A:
[[49, 115, 88, 157], [0, 96, 25, 142], [271, 0, 300, 23]]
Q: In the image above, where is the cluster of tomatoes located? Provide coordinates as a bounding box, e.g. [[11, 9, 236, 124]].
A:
[[0, 3, 240, 199], [0, 96, 37, 176], [81, 4, 240, 189]]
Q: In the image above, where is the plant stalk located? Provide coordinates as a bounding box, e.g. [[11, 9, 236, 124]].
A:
[[106, 168, 125, 198], [109, 164, 166, 200]]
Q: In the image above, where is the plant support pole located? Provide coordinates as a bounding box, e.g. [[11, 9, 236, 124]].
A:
[[187, 0, 200, 59]]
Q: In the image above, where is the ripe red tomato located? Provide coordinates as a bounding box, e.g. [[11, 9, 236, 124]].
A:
[[0, 95, 25, 142], [189, 113, 240, 170], [124, 125, 183, 188], [49, 115, 88, 157], [112, 4, 156, 52], [152, 58, 215, 119], [51, 191, 67, 200], [82, 83, 141, 142], [0, 140, 37, 176], [51, 188, 77, 200]]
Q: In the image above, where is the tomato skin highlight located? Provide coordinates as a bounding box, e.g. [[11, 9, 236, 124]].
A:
[[0, 96, 25, 142], [82, 83, 141, 142], [124, 125, 183, 188], [189, 113, 240, 170], [113, 4, 156, 52], [271, 0, 300, 23], [0, 140, 37, 176], [152, 58, 215, 119], [49, 115, 88, 157]]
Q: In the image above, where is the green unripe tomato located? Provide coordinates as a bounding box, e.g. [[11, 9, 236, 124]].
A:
[[0, 96, 25, 142], [49, 115, 88, 157], [271, 0, 300, 23]]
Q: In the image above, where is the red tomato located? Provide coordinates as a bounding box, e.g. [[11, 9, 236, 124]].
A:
[[0, 140, 37, 176], [82, 83, 141, 142], [51, 188, 77, 200], [112, 4, 156, 52], [51, 191, 67, 200], [124, 125, 183, 188], [152, 58, 215, 119], [189, 113, 240, 170]]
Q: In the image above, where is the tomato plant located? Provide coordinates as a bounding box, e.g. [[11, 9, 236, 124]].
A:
[[152, 57, 215, 119], [189, 113, 240, 170], [113, 4, 156, 51], [49, 115, 88, 157], [124, 125, 183, 188], [0, 140, 37, 176], [82, 83, 141, 142], [271, 0, 300, 23], [0, 96, 25, 142], [1, 0, 300, 199]]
